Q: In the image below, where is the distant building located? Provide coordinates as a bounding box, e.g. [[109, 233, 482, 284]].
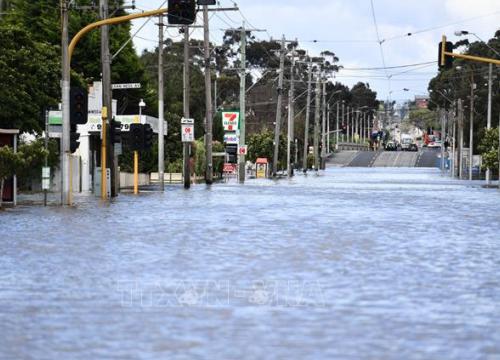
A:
[[415, 96, 429, 109]]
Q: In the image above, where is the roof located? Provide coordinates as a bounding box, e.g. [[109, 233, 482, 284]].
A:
[[0, 129, 20, 135]]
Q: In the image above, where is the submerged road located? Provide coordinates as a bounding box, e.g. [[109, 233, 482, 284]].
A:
[[1, 168, 500, 359]]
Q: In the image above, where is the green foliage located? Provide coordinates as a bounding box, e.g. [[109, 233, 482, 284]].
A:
[[408, 109, 439, 130], [16, 138, 58, 189], [0, 145, 23, 181], [247, 129, 287, 169], [478, 127, 499, 172], [0, 24, 60, 132], [194, 139, 206, 177]]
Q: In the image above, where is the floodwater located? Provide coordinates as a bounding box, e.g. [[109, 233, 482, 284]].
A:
[[1, 168, 500, 360]]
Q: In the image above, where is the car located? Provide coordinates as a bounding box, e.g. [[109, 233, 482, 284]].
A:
[[427, 141, 442, 149], [408, 143, 418, 152], [385, 141, 398, 151]]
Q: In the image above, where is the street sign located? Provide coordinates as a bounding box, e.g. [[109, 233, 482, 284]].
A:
[[181, 124, 195, 142], [224, 132, 239, 144], [238, 145, 248, 155], [42, 167, 50, 190], [223, 163, 237, 173], [112, 83, 141, 90], [222, 112, 239, 131], [181, 118, 195, 124]]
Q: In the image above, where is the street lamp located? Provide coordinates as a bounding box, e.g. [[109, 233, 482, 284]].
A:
[[139, 99, 146, 117]]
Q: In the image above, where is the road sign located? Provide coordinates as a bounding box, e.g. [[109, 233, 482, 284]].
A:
[[223, 163, 237, 173], [222, 112, 239, 131], [42, 167, 50, 190], [181, 124, 194, 142], [112, 83, 141, 90], [181, 118, 195, 124], [238, 145, 248, 155], [224, 132, 239, 144]]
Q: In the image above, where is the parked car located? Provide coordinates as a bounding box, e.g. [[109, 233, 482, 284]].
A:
[[408, 143, 418, 152], [427, 141, 442, 149], [385, 141, 398, 151]]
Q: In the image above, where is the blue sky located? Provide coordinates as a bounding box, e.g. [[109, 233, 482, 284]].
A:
[[129, 0, 500, 102]]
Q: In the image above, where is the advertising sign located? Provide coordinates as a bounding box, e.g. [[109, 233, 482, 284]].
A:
[[222, 112, 240, 131]]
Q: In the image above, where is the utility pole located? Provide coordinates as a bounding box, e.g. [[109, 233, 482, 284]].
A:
[[336, 101, 340, 147], [486, 63, 493, 184], [272, 35, 286, 177], [342, 102, 345, 143], [327, 103, 330, 154], [61, 0, 70, 205], [313, 70, 321, 171], [203, 5, 214, 185], [320, 76, 326, 170], [158, 15, 165, 191], [458, 99, 464, 180], [302, 59, 313, 172], [100, 0, 115, 197], [238, 23, 247, 183], [183, 26, 191, 189], [469, 74, 475, 181], [287, 43, 296, 177]]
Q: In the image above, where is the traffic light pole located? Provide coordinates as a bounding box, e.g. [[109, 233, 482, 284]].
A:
[[183, 25, 191, 189], [61, 0, 71, 205], [158, 15, 165, 191], [101, 107, 108, 199]]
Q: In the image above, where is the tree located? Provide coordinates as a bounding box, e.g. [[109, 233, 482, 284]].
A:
[[0, 146, 23, 208], [478, 127, 499, 175], [0, 24, 60, 132]]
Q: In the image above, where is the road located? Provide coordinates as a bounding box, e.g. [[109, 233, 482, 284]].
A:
[[1, 168, 500, 359]]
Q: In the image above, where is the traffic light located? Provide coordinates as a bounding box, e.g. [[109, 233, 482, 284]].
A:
[[143, 124, 154, 150], [110, 118, 122, 144], [438, 40, 454, 70], [129, 124, 144, 151], [70, 124, 80, 153], [70, 87, 88, 125], [225, 144, 238, 164], [168, 0, 196, 25]]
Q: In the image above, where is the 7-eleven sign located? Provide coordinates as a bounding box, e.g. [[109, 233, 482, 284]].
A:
[[222, 111, 240, 131]]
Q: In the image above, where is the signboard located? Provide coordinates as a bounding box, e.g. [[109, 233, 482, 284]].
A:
[[42, 167, 50, 190], [238, 145, 248, 156], [112, 83, 141, 90], [224, 132, 239, 145], [181, 124, 194, 142], [223, 163, 237, 173], [222, 112, 240, 131]]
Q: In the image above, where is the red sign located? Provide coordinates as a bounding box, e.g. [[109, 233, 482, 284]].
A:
[[223, 163, 237, 173]]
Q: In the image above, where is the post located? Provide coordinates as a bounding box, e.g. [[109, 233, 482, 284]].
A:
[[44, 109, 49, 207], [440, 108, 446, 173], [203, 6, 214, 185], [321, 78, 326, 170], [183, 26, 191, 189], [469, 74, 474, 181], [486, 63, 493, 184], [238, 23, 246, 183], [458, 99, 464, 179], [342, 102, 345, 143], [302, 59, 313, 172], [336, 102, 340, 148], [101, 106, 108, 199], [313, 71, 321, 171], [100, 0, 115, 197], [158, 14, 165, 191], [287, 43, 296, 177], [272, 35, 286, 177], [451, 107, 456, 178], [327, 103, 330, 154], [134, 151, 139, 194], [61, 0, 71, 205]]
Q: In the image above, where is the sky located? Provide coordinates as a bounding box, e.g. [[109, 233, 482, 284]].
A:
[[128, 0, 500, 102]]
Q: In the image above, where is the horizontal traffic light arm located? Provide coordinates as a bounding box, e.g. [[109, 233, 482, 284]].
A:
[[441, 35, 500, 67], [69, 8, 169, 61]]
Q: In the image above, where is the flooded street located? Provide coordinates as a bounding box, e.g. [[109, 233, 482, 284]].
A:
[[1, 168, 500, 359]]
